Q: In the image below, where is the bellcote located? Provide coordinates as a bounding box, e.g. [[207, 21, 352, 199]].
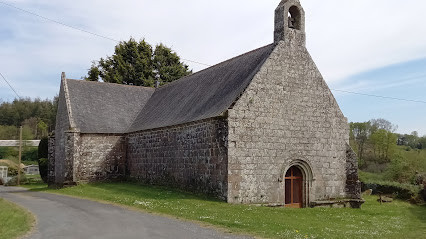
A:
[[274, 0, 306, 45]]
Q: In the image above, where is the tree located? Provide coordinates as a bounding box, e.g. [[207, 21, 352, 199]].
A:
[[370, 118, 398, 133], [85, 38, 191, 87], [38, 137, 48, 183], [37, 120, 48, 138], [370, 129, 397, 163], [419, 136, 426, 150], [349, 122, 371, 166], [0, 97, 58, 139]]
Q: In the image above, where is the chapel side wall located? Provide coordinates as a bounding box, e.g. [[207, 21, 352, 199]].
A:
[[74, 134, 126, 181], [127, 118, 228, 200], [227, 40, 350, 204]]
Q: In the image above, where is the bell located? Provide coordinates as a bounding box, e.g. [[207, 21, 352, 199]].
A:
[[288, 17, 295, 29]]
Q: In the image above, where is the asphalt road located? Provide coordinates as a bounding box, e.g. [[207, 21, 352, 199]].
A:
[[0, 186, 251, 239]]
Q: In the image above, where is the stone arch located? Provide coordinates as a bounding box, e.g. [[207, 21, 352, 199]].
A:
[[274, 0, 306, 43], [288, 5, 302, 30], [280, 159, 314, 207]]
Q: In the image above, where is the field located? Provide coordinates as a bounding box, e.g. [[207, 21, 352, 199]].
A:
[[28, 182, 426, 239], [0, 198, 34, 239]]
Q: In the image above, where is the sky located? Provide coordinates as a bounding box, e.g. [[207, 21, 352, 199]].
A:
[[0, 0, 425, 136]]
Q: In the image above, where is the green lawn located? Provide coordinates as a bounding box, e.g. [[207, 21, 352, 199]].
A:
[[0, 198, 34, 239], [28, 182, 426, 239]]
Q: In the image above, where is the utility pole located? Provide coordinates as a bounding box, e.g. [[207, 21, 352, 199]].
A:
[[18, 126, 22, 186]]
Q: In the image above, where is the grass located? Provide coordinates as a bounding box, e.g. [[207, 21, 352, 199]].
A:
[[22, 160, 38, 166], [28, 182, 426, 239], [0, 198, 34, 239]]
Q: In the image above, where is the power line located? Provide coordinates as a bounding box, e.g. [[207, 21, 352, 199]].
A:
[[2, 1, 426, 104], [331, 89, 426, 104], [0, 1, 117, 42], [0, 72, 20, 98], [0, 1, 211, 67]]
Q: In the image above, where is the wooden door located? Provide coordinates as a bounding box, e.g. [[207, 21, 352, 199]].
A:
[[285, 166, 303, 208]]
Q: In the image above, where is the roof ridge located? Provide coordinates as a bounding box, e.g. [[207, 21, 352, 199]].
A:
[[66, 78, 155, 90]]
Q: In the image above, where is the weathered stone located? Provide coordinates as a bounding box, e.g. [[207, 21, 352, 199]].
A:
[[127, 118, 228, 200], [47, 133, 55, 185], [48, 0, 362, 207], [363, 189, 373, 196], [378, 195, 393, 203]]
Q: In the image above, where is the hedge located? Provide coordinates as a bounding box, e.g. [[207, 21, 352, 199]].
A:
[[361, 180, 423, 202]]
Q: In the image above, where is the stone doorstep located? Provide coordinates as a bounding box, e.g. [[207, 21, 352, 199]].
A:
[[310, 199, 365, 209]]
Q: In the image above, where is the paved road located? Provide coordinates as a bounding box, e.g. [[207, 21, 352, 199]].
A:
[[0, 186, 251, 239]]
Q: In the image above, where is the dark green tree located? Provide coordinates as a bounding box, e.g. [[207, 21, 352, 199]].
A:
[[38, 137, 49, 183], [0, 97, 58, 140], [85, 38, 191, 87], [153, 44, 191, 85]]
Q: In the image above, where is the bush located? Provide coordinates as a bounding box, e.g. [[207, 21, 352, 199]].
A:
[[5, 175, 29, 186], [384, 154, 415, 183], [361, 180, 422, 202], [22, 147, 38, 162], [38, 158, 48, 183], [0, 159, 23, 176], [422, 186, 426, 202], [38, 137, 48, 159], [0, 147, 18, 159]]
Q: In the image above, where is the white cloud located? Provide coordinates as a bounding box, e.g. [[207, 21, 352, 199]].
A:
[[1, 0, 426, 100], [305, 0, 426, 81]]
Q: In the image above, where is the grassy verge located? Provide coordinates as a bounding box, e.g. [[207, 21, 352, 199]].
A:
[[0, 198, 34, 239], [28, 182, 426, 239]]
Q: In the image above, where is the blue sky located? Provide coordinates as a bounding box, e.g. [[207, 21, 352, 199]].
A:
[[330, 57, 426, 135], [0, 0, 426, 135]]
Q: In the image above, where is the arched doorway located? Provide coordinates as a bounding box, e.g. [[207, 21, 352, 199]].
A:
[[285, 166, 303, 208]]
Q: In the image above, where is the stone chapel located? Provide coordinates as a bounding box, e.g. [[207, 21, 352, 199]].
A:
[[49, 0, 362, 208]]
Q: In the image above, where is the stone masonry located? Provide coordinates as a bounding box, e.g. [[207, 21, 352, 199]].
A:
[[74, 134, 126, 182], [227, 39, 350, 204], [127, 117, 228, 199], [53, 73, 71, 186], [47, 134, 55, 185], [50, 0, 362, 207]]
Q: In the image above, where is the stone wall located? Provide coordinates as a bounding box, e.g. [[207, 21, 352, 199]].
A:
[[345, 143, 361, 199], [53, 78, 71, 186], [64, 130, 79, 183], [127, 118, 228, 199], [227, 39, 352, 204], [74, 134, 126, 181], [47, 134, 55, 185]]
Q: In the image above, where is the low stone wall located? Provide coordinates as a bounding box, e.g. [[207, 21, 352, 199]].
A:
[[311, 199, 364, 208], [74, 134, 126, 182], [127, 117, 228, 200]]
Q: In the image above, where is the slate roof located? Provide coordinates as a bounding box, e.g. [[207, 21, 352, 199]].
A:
[[66, 79, 154, 133], [128, 44, 275, 132], [64, 43, 275, 133]]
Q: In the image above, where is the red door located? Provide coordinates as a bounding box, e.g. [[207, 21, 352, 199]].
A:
[[285, 166, 303, 208]]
